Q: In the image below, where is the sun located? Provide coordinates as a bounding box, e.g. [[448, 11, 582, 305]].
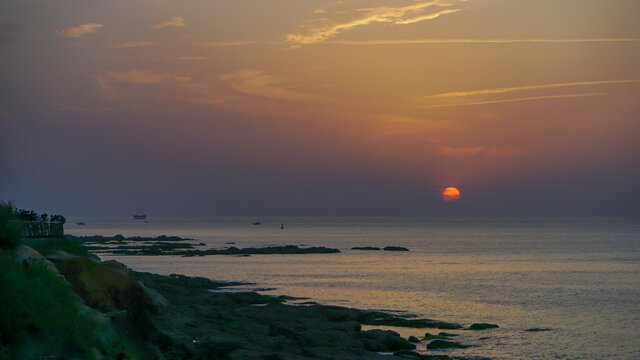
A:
[[442, 187, 461, 202]]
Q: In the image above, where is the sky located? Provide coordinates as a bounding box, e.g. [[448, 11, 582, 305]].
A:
[[1, 0, 639, 216]]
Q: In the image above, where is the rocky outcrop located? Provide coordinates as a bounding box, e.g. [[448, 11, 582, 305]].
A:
[[467, 323, 499, 330], [383, 246, 410, 251]]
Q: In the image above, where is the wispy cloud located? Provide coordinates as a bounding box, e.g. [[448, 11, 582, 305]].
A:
[[198, 40, 255, 47], [178, 56, 211, 61], [220, 69, 312, 102], [150, 16, 185, 29], [285, 1, 461, 45], [394, 9, 460, 25], [108, 41, 154, 49], [420, 93, 607, 109], [56, 23, 103, 38], [430, 80, 640, 98], [329, 38, 640, 45], [105, 70, 169, 84], [439, 146, 525, 159]]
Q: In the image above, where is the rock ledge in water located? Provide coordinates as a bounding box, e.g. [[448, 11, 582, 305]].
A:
[[467, 323, 499, 330], [383, 246, 410, 251], [426, 339, 469, 349]]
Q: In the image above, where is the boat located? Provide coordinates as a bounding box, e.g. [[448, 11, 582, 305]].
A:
[[76, 222, 86, 225], [252, 222, 262, 225], [133, 214, 147, 220]]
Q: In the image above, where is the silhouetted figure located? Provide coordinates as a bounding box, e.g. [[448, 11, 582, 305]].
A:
[[281, 222, 284, 229]]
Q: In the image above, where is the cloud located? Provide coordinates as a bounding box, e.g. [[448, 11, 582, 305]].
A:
[[178, 56, 211, 61], [108, 41, 154, 48], [56, 23, 103, 38], [439, 146, 525, 159], [198, 40, 255, 47], [394, 9, 460, 25], [220, 69, 312, 102], [285, 1, 461, 45], [150, 16, 185, 29], [421, 93, 607, 109], [428, 80, 640, 97], [328, 38, 640, 45], [104, 70, 169, 84]]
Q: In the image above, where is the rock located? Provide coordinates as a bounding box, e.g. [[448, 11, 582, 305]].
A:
[[360, 329, 416, 351], [12, 245, 59, 273], [394, 350, 454, 359], [467, 323, 499, 330], [51, 256, 163, 314], [193, 335, 244, 357], [383, 246, 409, 251], [524, 328, 552, 332], [364, 317, 462, 329], [352, 247, 381, 251], [423, 332, 448, 340], [426, 339, 469, 349], [438, 332, 458, 337], [269, 324, 295, 337], [108, 244, 341, 256], [408, 336, 420, 343]]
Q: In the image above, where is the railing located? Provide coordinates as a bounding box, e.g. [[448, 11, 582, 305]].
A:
[[22, 221, 64, 238]]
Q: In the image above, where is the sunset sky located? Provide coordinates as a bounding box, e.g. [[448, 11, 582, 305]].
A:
[[1, 0, 639, 216]]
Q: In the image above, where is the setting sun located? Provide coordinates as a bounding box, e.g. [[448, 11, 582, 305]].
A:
[[442, 187, 461, 202]]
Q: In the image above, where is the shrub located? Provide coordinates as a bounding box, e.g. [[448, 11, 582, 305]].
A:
[[0, 202, 22, 250], [23, 237, 89, 257]]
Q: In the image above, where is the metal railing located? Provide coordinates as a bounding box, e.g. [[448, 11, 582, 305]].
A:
[[22, 221, 64, 238]]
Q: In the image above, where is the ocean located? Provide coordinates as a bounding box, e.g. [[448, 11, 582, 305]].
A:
[[68, 216, 640, 359]]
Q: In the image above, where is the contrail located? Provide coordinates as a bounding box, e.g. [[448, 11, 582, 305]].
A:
[[420, 93, 607, 109], [430, 80, 640, 98], [330, 38, 640, 45]]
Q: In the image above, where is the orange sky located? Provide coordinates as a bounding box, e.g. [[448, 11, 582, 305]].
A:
[[1, 0, 639, 215]]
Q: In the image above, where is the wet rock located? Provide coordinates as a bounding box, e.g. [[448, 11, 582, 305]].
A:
[[467, 323, 499, 330], [364, 316, 462, 329], [438, 332, 458, 337], [383, 246, 409, 251], [423, 332, 449, 340], [524, 328, 552, 332], [426, 339, 469, 349], [394, 350, 454, 359], [360, 329, 416, 351], [352, 247, 381, 251], [408, 336, 420, 343]]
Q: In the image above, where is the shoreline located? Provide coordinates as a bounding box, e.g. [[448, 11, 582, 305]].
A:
[[3, 235, 498, 359]]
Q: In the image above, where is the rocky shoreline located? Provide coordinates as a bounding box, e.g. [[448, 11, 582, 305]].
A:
[[3, 236, 498, 359]]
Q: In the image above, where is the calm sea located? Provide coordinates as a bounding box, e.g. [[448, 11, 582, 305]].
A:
[[68, 216, 640, 360]]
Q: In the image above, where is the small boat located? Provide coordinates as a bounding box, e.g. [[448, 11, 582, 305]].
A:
[[133, 214, 147, 220], [252, 222, 262, 225], [76, 222, 86, 225]]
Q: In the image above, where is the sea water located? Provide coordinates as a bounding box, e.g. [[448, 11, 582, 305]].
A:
[[68, 216, 640, 360]]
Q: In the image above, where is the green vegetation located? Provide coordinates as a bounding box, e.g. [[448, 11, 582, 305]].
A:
[[0, 253, 98, 359], [23, 236, 90, 257], [0, 202, 23, 250]]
